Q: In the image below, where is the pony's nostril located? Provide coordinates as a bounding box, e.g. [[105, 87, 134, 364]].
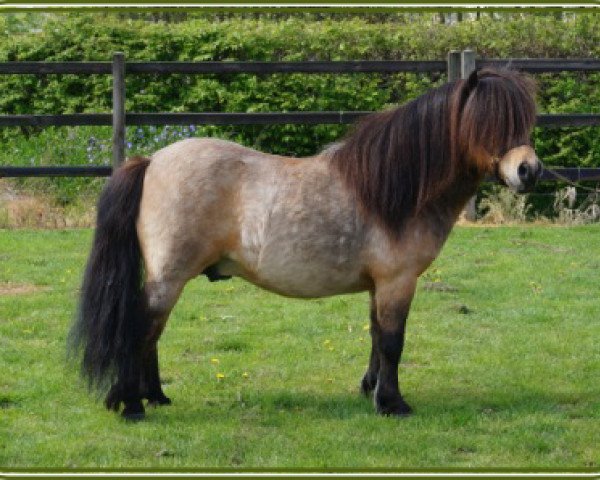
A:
[[518, 162, 529, 181]]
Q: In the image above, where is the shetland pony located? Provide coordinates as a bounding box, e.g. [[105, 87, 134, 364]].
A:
[[70, 69, 542, 419]]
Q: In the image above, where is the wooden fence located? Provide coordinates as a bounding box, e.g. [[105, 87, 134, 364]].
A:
[[1, 50, 599, 183]]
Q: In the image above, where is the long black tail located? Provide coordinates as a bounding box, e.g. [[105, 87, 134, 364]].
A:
[[69, 157, 151, 392]]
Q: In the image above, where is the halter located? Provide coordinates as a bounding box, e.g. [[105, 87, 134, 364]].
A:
[[491, 156, 506, 186]]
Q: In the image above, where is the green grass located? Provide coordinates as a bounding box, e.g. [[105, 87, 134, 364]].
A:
[[1, 226, 599, 469]]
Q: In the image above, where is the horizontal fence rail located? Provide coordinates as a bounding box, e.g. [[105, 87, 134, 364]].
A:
[[536, 114, 600, 127], [538, 168, 600, 182], [127, 60, 449, 74], [0, 53, 599, 182], [0, 62, 112, 75], [0, 60, 448, 75], [1, 59, 600, 75], [477, 58, 600, 72], [1, 112, 599, 128], [0, 166, 113, 177], [3, 165, 600, 182]]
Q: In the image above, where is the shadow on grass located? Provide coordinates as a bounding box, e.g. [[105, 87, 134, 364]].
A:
[[140, 384, 598, 425], [413, 385, 599, 421]]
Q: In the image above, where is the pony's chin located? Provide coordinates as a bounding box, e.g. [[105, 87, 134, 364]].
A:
[[502, 178, 531, 194], [517, 185, 535, 194], [512, 178, 538, 194]]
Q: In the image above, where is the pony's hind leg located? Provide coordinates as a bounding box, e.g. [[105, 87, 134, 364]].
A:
[[105, 278, 184, 419], [360, 293, 380, 395], [104, 357, 145, 419], [140, 281, 186, 407], [142, 346, 171, 406]]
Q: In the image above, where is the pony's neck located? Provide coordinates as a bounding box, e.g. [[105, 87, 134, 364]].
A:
[[448, 167, 483, 216], [420, 163, 483, 235]]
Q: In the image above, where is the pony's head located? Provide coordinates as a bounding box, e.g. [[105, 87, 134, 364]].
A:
[[329, 67, 542, 236], [455, 68, 542, 193]]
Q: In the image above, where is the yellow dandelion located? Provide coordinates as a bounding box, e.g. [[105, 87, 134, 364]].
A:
[[529, 281, 542, 293], [216, 373, 225, 380], [210, 358, 220, 365], [363, 324, 370, 331], [242, 372, 249, 379]]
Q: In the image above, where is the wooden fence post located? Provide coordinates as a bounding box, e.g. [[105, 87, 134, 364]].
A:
[[447, 50, 461, 82], [112, 52, 126, 168], [461, 48, 476, 79], [461, 49, 478, 222]]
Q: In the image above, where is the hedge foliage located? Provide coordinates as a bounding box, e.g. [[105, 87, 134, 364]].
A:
[[0, 13, 598, 164]]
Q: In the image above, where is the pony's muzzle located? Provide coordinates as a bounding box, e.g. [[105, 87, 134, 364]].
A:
[[497, 145, 541, 194], [517, 159, 542, 192]]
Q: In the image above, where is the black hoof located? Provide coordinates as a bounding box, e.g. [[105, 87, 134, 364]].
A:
[[147, 394, 172, 407], [122, 411, 146, 421], [360, 373, 377, 396], [377, 405, 413, 417], [375, 395, 413, 417], [122, 400, 145, 420], [104, 386, 122, 412]]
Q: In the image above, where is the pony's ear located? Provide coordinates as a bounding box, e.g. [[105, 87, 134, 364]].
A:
[[466, 69, 479, 92]]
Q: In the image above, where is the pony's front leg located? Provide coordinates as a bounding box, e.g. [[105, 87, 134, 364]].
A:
[[360, 293, 379, 395], [371, 275, 417, 416]]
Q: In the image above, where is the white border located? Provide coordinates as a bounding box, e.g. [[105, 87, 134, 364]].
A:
[[3, 473, 600, 477], [1, 3, 599, 7]]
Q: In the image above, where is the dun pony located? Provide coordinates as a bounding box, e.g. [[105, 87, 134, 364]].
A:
[[70, 68, 541, 419]]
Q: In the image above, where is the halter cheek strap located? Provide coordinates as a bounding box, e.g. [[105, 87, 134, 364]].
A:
[[492, 156, 507, 186]]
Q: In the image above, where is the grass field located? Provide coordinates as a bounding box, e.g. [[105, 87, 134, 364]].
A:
[[1, 226, 599, 469]]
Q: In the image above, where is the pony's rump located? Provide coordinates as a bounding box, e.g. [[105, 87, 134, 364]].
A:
[[69, 157, 150, 391]]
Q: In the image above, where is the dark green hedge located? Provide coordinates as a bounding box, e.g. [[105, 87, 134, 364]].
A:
[[0, 13, 598, 162]]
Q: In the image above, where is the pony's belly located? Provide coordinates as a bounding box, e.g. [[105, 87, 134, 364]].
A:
[[256, 265, 368, 298], [216, 257, 368, 298]]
